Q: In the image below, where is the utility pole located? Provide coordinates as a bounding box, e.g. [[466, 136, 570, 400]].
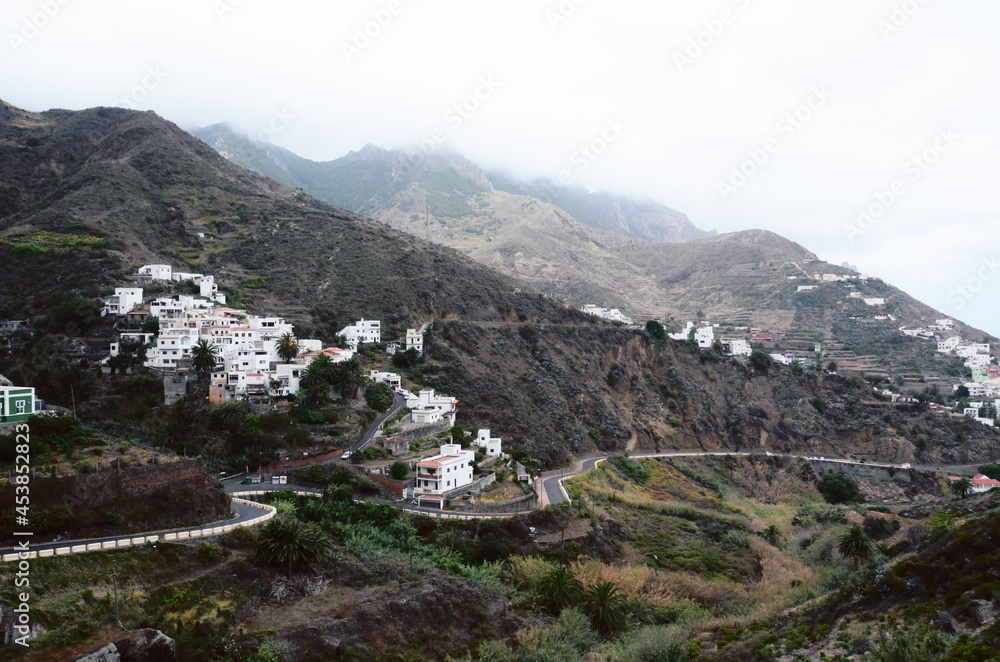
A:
[[70, 385, 77, 420], [425, 204, 430, 243]]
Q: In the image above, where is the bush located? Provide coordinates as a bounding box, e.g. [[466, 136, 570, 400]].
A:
[[817, 473, 862, 504], [364, 382, 394, 412], [389, 460, 408, 481], [862, 515, 901, 541], [645, 320, 667, 341], [241, 277, 267, 289], [609, 456, 651, 485], [195, 542, 228, 564], [297, 463, 333, 486], [750, 348, 773, 374]]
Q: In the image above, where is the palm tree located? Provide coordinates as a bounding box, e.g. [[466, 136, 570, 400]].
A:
[[951, 477, 973, 500], [298, 362, 330, 407], [763, 525, 782, 546], [584, 581, 628, 636], [838, 524, 873, 568], [536, 565, 583, 614], [209, 402, 249, 441], [254, 516, 332, 577], [191, 339, 219, 382], [276, 333, 299, 363], [331, 357, 364, 399]]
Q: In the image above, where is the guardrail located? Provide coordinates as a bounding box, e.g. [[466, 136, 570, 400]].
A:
[[1, 498, 277, 563]]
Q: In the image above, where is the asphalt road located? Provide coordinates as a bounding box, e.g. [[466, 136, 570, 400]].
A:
[[0, 500, 269, 559], [356, 392, 406, 452]]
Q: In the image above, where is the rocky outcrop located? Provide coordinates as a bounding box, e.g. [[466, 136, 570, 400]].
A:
[[74, 630, 175, 662]]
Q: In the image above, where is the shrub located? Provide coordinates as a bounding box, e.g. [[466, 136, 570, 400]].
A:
[[254, 517, 332, 576], [10, 243, 44, 258], [389, 460, 408, 481], [195, 542, 228, 564], [750, 348, 772, 374], [241, 276, 267, 289], [364, 382, 394, 412], [862, 515, 901, 541], [817, 473, 862, 504], [297, 463, 332, 486], [609, 456, 651, 485], [669, 417, 683, 428]]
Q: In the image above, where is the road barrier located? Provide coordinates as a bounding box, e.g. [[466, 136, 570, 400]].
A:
[[1, 499, 275, 563]]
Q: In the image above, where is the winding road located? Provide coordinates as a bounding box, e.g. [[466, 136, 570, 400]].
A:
[[2, 448, 989, 563]]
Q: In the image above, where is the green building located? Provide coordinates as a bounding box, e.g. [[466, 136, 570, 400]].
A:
[[0, 386, 36, 423]]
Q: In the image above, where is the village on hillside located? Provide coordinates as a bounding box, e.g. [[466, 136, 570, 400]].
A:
[[1, 265, 536, 513], [579, 267, 1000, 430]]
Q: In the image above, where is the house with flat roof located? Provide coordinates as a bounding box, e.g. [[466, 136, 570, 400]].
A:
[[414, 444, 475, 507]]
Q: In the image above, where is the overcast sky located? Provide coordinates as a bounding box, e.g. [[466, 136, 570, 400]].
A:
[[3, 0, 998, 335]]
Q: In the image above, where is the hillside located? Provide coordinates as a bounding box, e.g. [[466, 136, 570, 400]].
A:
[[2, 100, 999, 468], [191, 126, 998, 386]]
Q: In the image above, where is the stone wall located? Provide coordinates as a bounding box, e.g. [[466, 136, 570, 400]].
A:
[[810, 459, 912, 485], [452, 492, 537, 514]]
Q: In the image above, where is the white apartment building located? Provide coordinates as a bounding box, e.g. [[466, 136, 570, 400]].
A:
[[864, 298, 886, 306], [137, 265, 172, 282], [102, 288, 143, 317], [406, 329, 424, 356], [581, 305, 633, 325], [407, 388, 458, 426], [171, 271, 204, 283], [938, 337, 962, 353], [414, 444, 475, 498], [722, 339, 752, 357], [147, 328, 197, 368], [339, 319, 381, 350]]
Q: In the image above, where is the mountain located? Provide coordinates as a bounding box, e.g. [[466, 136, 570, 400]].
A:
[[484, 169, 713, 243], [190, 124, 711, 242], [192, 126, 997, 385], [3, 100, 998, 468]]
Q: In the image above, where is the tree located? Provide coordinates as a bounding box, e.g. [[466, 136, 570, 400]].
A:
[[298, 361, 331, 408], [978, 463, 1000, 479], [827, 360, 838, 373], [276, 333, 299, 363], [254, 516, 332, 577], [191, 339, 219, 382], [750, 348, 772, 375], [583, 581, 627, 636], [108, 339, 146, 375], [364, 382, 394, 412], [955, 385, 971, 400], [536, 565, 584, 614], [331, 357, 364, 399], [389, 460, 409, 481], [451, 425, 466, 446], [817, 473, 862, 504], [762, 525, 782, 546], [951, 477, 973, 500], [393, 347, 420, 368], [645, 320, 666, 341], [838, 524, 873, 568]]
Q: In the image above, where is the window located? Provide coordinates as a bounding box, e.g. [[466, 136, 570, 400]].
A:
[[16, 400, 26, 414]]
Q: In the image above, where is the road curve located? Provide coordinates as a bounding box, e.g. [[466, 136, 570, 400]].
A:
[[1, 499, 273, 562]]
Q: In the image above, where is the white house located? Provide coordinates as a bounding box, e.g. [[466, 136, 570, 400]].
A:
[[797, 285, 817, 292], [864, 298, 886, 306], [414, 444, 475, 502], [722, 339, 752, 357], [406, 329, 424, 356], [137, 265, 172, 282], [475, 429, 503, 457], [196, 276, 227, 304], [101, 288, 143, 317], [339, 319, 381, 350], [668, 322, 695, 341], [171, 271, 204, 283], [581, 305, 633, 325], [109, 332, 155, 357], [694, 326, 715, 349], [407, 388, 458, 426], [938, 337, 962, 353], [370, 371, 402, 390], [950, 474, 1000, 493]]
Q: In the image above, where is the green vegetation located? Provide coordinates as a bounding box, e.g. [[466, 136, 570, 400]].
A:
[[364, 381, 394, 412], [241, 276, 267, 289], [817, 473, 862, 504]]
